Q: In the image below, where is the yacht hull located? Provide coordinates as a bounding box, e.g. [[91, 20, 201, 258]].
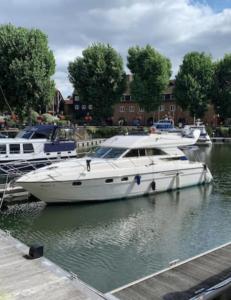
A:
[[19, 165, 212, 203]]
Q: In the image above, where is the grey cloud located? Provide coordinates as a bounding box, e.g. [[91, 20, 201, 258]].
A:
[[0, 0, 231, 97]]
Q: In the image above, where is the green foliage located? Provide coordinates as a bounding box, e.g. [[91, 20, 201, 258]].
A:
[[42, 113, 59, 123], [0, 24, 55, 117], [68, 43, 126, 121], [206, 125, 213, 136], [214, 126, 231, 137], [127, 45, 171, 111], [87, 126, 126, 138], [211, 54, 231, 120], [30, 110, 39, 123], [57, 119, 69, 126], [174, 52, 214, 118]]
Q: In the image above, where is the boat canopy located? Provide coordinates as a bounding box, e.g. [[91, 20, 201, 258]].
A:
[[16, 125, 56, 140]]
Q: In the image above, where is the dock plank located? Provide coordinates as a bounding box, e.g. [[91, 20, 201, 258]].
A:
[[0, 229, 107, 300], [110, 242, 231, 300]]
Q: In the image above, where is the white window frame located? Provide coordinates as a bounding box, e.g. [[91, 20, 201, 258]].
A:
[[170, 105, 175, 111], [159, 105, 165, 112], [129, 105, 135, 112], [120, 106, 125, 112]]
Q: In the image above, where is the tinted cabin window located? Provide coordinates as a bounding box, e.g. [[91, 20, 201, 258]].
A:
[[125, 149, 139, 157], [104, 148, 126, 159], [31, 132, 48, 139], [125, 149, 145, 157], [23, 144, 34, 153], [146, 148, 166, 156], [10, 144, 20, 154], [0, 144, 6, 154], [139, 149, 145, 156]]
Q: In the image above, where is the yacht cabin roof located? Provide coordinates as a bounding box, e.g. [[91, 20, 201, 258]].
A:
[[102, 132, 199, 149]]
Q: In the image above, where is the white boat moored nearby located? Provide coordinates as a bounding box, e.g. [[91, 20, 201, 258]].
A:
[[0, 125, 77, 174], [182, 121, 212, 146], [16, 129, 213, 203]]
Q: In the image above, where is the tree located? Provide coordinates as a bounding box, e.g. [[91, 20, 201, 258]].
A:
[[174, 52, 214, 119], [127, 45, 171, 112], [211, 54, 231, 121], [68, 43, 126, 122], [0, 24, 55, 118]]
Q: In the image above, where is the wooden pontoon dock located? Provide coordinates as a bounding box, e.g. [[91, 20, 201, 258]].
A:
[[0, 229, 107, 300], [108, 242, 231, 300]]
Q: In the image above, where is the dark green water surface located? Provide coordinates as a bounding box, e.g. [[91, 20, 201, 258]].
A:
[[1, 144, 231, 293]]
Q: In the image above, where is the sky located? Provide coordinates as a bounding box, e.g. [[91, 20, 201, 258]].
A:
[[0, 0, 231, 98]]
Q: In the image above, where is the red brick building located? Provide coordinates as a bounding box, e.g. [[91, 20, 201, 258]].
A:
[[113, 76, 216, 126], [62, 75, 217, 126]]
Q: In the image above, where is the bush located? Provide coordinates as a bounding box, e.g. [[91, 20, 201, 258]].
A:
[[215, 126, 231, 137], [31, 110, 39, 123], [57, 120, 69, 126], [87, 126, 126, 138], [42, 113, 59, 124], [206, 126, 213, 136]]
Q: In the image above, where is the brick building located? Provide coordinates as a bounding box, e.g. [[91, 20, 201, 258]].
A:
[[113, 76, 216, 126], [62, 75, 217, 126]]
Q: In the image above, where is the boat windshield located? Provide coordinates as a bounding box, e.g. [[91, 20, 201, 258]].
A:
[[88, 147, 126, 159], [16, 130, 34, 139]]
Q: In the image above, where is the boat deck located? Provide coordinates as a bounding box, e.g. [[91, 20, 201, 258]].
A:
[[0, 229, 107, 300], [108, 242, 231, 300]]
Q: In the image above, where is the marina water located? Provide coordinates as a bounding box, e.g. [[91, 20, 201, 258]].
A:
[[0, 144, 231, 293]]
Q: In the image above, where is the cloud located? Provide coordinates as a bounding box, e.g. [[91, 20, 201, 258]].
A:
[[0, 0, 231, 97]]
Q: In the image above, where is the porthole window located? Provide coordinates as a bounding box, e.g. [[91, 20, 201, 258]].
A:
[[72, 181, 82, 186], [121, 177, 128, 181], [105, 178, 113, 183]]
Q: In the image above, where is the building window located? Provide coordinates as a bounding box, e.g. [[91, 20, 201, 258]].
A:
[[139, 107, 145, 112], [165, 94, 171, 100], [129, 105, 135, 112], [121, 95, 131, 101], [120, 106, 125, 112], [82, 105, 86, 110], [170, 105, 175, 111], [88, 104, 93, 110], [74, 104, 80, 110], [159, 105, 165, 112], [74, 95, 79, 101]]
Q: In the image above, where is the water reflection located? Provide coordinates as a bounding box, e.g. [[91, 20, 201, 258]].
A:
[[1, 145, 231, 292], [1, 185, 213, 292]]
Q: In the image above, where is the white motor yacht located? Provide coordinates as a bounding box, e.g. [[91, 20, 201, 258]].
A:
[[16, 130, 213, 203], [183, 122, 212, 146]]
